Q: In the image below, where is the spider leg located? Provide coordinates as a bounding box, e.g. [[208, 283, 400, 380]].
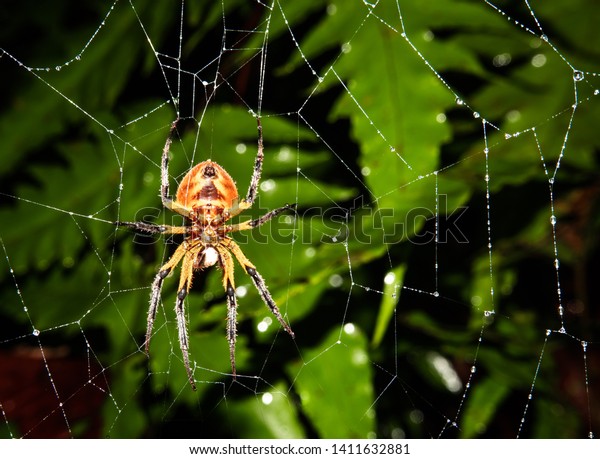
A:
[[219, 117, 265, 220], [160, 119, 193, 218], [224, 239, 294, 338], [114, 221, 189, 235], [226, 203, 296, 233], [214, 245, 239, 378], [242, 117, 264, 207], [146, 243, 188, 354], [174, 249, 197, 390]]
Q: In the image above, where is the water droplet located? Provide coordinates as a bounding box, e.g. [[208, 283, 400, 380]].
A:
[[473, 112, 480, 119], [422, 30, 434, 42], [484, 174, 490, 182], [594, 89, 599, 96], [261, 392, 273, 405], [260, 179, 276, 192], [55, 65, 61, 71], [573, 70, 584, 81], [329, 274, 343, 288], [471, 366, 476, 374], [493, 53, 512, 67], [32, 329, 40, 337], [433, 291, 439, 297], [344, 323, 356, 335], [504, 133, 512, 139], [554, 259, 560, 269], [384, 272, 396, 285], [540, 34, 549, 42], [455, 97, 464, 106], [550, 215, 556, 225]]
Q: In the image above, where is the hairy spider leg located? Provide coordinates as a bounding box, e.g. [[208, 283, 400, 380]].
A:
[[174, 246, 198, 390], [226, 203, 296, 234], [145, 243, 188, 354], [244, 117, 265, 206], [213, 245, 239, 377], [160, 118, 193, 218], [224, 238, 294, 338], [222, 117, 266, 221], [114, 221, 189, 235]]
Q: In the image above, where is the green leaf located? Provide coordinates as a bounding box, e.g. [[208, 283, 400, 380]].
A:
[[287, 325, 375, 438], [460, 377, 510, 438], [221, 382, 306, 438], [372, 264, 406, 348]]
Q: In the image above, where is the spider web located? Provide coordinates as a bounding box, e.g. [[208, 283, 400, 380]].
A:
[[0, 0, 599, 439]]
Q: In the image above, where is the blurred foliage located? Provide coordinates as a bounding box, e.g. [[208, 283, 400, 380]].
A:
[[1, 0, 599, 439]]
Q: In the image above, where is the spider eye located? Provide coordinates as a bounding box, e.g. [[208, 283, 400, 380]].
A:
[[203, 165, 217, 178]]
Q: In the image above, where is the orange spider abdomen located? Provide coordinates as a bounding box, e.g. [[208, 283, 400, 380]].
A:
[[176, 160, 239, 218]]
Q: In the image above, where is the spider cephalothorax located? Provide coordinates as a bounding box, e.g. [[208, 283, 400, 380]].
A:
[[115, 117, 295, 390]]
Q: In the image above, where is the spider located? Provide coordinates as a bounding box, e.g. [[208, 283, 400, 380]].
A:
[[115, 117, 295, 390]]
